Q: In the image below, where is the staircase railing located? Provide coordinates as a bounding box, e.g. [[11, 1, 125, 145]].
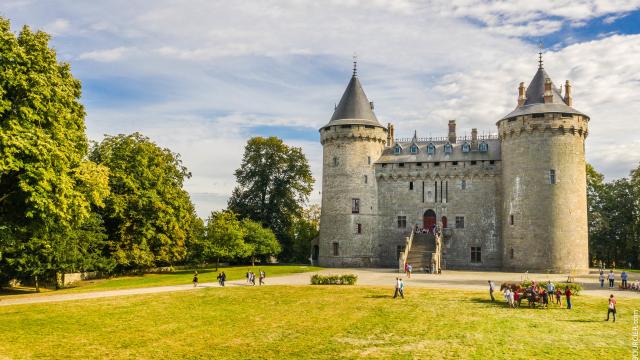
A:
[[399, 227, 415, 272]]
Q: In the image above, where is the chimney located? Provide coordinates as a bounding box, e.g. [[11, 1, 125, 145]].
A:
[[543, 78, 553, 104], [517, 82, 526, 107], [471, 128, 478, 149], [448, 120, 456, 144], [370, 101, 375, 110], [388, 123, 395, 146], [564, 80, 572, 107]]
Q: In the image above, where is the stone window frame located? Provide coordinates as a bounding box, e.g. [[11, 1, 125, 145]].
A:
[[470, 246, 482, 263], [409, 181, 414, 190], [548, 169, 557, 184], [367, 156, 371, 165], [427, 143, 436, 155], [444, 143, 453, 154], [479, 142, 489, 153], [364, 175, 368, 184], [332, 242, 339, 256], [333, 156, 339, 166], [462, 142, 471, 153], [397, 215, 407, 228], [394, 145, 402, 155], [356, 223, 362, 234], [510, 214, 514, 225], [461, 179, 467, 190], [351, 198, 360, 214], [410, 144, 418, 154], [455, 215, 465, 229]]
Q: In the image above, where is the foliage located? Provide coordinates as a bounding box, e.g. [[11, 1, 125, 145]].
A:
[[242, 218, 281, 265], [587, 163, 640, 267], [228, 136, 314, 261], [289, 205, 320, 262], [89, 133, 200, 270], [0, 17, 110, 289], [310, 274, 358, 285], [201, 211, 249, 267]]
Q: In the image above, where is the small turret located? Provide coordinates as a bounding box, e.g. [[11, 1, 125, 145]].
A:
[[564, 80, 572, 106], [518, 82, 526, 106], [471, 128, 478, 150], [543, 78, 553, 104]]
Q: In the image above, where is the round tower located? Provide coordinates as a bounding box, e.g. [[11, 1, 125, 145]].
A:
[[498, 58, 589, 274], [318, 66, 387, 267]]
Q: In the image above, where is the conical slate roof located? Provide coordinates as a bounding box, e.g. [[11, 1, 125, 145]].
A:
[[501, 66, 588, 120], [322, 75, 382, 128]]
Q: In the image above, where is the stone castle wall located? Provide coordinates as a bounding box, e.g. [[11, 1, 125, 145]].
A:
[[498, 113, 589, 273], [318, 125, 387, 267]]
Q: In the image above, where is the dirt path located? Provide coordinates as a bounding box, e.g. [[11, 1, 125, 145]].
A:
[[2, 268, 638, 306]]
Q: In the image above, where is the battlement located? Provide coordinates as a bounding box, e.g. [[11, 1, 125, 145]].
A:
[[497, 113, 588, 140], [320, 124, 387, 145]]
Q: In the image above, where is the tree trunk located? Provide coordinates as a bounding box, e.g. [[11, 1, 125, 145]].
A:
[[251, 256, 255, 267], [216, 257, 219, 272], [34, 275, 40, 293]]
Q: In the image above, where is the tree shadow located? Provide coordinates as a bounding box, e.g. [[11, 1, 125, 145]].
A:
[[365, 294, 393, 299], [0, 288, 38, 296]]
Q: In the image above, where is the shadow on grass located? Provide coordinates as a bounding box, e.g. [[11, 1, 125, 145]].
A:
[[365, 294, 394, 299], [562, 319, 602, 323], [0, 288, 38, 296]]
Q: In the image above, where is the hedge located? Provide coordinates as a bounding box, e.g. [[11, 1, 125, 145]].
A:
[[521, 280, 583, 295], [310, 274, 358, 285]]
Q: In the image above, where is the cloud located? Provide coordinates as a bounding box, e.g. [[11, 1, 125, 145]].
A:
[[43, 18, 69, 35], [78, 47, 132, 62], [1, 1, 639, 215]]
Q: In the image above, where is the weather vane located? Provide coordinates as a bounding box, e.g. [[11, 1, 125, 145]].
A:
[[538, 41, 544, 69], [352, 53, 358, 76]]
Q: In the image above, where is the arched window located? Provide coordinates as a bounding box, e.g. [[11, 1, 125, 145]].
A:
[[479, 142, 489, 153], [462, 142, 471, 153], [427, 143, 436, 155], [410, 145, 418, 154], [394, 145, 402, 155], [444, 143, 453, 154]]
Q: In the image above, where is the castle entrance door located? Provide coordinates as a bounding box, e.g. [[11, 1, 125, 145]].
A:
[[423, 209, 436, 232]]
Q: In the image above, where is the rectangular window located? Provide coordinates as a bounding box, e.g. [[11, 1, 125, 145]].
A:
[[356, 223, 362, 234], [409, 181, 414, 190], [445, 181, 448, 203], [333, 157, 338, 166], [461, 179, 467, 190], [416, 162, 422, 167], [332, 242, 339, 256], [510, 248, 514, 259], [452, 161, 458, 166], [397, 216, 407, 228], [549, 169, 556, 184], [367, 156, 371, 165], [470, 160, 477, 165], [399, 163, 405, 167], [510, 214, 514, 225], [455, 216, 465, 229], [489, 160, 495, 165], [471, 247, 481, 263], [396, 245, 405, 260], [435, 181, 438, 203], [352, 198, 360, 214], [434, 162, 440, 167], [364, 175, 368, 184]]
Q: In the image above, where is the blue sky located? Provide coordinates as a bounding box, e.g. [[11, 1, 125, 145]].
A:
[[2, 0, 640, 217]]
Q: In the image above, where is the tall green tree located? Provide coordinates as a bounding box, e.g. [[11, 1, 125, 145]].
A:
[[242, 218, 280, 266], [289, 205, 320, 262], [202, 211, 249, 270], [0, 18, 110, 290], [228, 137, 314, 260], [89, 133, 200, 270]]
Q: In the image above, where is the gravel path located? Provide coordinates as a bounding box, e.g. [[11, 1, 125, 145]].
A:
[[1, 268, 638, 306]]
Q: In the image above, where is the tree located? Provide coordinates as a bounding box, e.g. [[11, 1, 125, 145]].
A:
[[228, 137, 314, 260], [0, 18, 110, 290], [89, 133, 200, 270], [203, 211, 249, 270], [289, 205, 320, 262], [242, 218, 280, 266]]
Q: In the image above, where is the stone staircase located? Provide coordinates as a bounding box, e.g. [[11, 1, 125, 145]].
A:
[[405, 233, 436, 272]]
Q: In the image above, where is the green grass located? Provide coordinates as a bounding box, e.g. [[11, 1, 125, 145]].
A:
[[1, 286, 636, 359], [0, 265, 322, 298]]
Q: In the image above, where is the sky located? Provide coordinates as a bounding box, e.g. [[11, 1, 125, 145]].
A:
[[2, 0, 640, 218]]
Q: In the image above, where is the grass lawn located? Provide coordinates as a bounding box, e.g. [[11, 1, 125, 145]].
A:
[[0, 286, 636, 359], [0, 265, 321, 298]]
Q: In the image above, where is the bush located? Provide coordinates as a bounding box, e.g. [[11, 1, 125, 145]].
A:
[[310, 274, 358, 285], [521, 280, 583, 295]]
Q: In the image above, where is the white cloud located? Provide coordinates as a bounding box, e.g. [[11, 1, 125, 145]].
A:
[[77, 47, 132, 62], [43, 18, 69, 35]]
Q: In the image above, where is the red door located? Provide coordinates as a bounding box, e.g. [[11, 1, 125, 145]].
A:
[[423, 209, 436, 232]]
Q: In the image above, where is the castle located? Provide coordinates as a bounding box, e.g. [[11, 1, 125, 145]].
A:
[[316, 57, 590, 273]]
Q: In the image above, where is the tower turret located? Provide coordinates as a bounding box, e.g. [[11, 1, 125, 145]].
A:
[[497, 57, 589, 273], [318, 65, 387, 266]]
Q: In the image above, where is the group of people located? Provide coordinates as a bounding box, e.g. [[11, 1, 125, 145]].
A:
[[489, 280, 573, 309], [599, 269, 633, 290], [246, 269, 266, 286], [216, 272, 227, 286]]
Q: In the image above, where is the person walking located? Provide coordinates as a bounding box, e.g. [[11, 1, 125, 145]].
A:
[[621, 271, 628, 289], [250, 271, 256, 286], [393, 277, 405, 299], [606, 294, 617, 322], [546, 281, 555, 300], [599, 271, 605, 288], [259, 270, 265, 285], [555, 288, 562, 305], [217, 272, 223, 286], [193, 271, 199, 287], [246, 269, 251, 284], [608, 270, 615, 289], [488, 281, 496, 302], [565, 287, 572, 309], [220, 272, 226, 287], [407, 264, 412, 278]]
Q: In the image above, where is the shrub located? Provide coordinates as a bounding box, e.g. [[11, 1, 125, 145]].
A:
[[521, 280, 583, 295], [310, 274, 358, 285]]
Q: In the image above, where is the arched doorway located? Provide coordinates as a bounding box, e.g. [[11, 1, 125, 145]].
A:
[[441, 216, 448, 229], [423, 209, 436, 232]]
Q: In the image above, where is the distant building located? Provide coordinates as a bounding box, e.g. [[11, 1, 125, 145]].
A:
[[316, 57, 589, 273]]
